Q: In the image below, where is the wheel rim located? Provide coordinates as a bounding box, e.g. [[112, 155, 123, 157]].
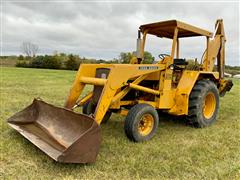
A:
[[203, 92, 216, 119], [138, 114, 154, 136]]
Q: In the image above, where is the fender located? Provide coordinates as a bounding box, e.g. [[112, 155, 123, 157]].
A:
[[168, 70, 219, 115]]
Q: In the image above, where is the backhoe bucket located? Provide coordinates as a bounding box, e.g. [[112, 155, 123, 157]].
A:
[[7, 99, 101, 163]]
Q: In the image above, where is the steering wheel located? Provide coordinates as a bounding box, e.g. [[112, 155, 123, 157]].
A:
[[158, 54, 170, 60]]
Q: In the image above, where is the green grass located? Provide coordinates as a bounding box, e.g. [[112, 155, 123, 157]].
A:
[[1, 67, 240, 179]]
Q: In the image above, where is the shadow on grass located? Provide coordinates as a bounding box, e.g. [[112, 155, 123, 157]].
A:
[[157, 111, 191, 127]]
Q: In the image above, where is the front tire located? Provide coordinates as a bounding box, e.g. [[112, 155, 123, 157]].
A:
[[187, 80, 219, 128], [82, 101, 111, 123], [124, 104, 159, 142]]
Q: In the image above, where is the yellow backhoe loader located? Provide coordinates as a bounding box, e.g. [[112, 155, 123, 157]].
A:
[[7, 19, 233, 163]]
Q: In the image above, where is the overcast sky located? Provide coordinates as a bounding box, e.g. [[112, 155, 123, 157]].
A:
[[2, 1, 239, 65]]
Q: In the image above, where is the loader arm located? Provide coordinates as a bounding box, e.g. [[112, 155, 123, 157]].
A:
[[65, 64, 165, 124], [64, 64, 113, 109]]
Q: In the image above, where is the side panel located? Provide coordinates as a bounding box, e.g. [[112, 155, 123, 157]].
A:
[[168, 71, 219, 115]]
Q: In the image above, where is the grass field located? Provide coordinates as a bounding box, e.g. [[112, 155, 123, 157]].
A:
[[1, 67, 240, 179]]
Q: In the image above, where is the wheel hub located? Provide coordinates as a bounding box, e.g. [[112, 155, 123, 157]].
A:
[[138, 114, 154, 136], [203, 92, 216, 119]]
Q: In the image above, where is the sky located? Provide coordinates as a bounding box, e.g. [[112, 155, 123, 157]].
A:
[[1, 0, 239, 65]]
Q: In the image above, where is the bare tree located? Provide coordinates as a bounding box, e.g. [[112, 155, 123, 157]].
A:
[[21, 42, 39, 57]]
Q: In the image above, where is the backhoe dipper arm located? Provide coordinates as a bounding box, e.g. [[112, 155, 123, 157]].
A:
[[203, 19, 233, 96], [203, 19, 226, 78]]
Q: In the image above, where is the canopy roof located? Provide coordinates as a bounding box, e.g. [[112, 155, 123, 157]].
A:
[[139, 20, 213, 39]]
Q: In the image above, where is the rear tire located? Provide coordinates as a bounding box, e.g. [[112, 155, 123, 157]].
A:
[[187, 80, 219, 128], [82, 101, 111, 123], [124, 104, 159, 142]]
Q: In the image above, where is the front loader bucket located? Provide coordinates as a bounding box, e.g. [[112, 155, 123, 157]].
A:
[[7, 99, 101, 163]]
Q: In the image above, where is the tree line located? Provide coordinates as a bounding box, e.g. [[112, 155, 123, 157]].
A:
[[14, 41, 155, 70], [15, 51, 155, 70], [10, 42, 240, 74]]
